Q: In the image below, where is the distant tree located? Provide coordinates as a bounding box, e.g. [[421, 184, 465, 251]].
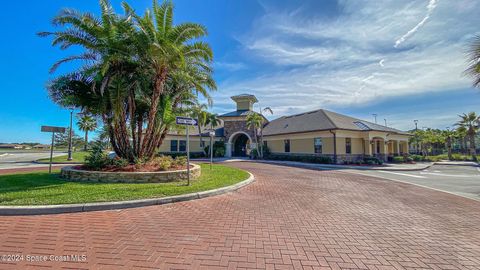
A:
[[191, 103, 208, 152], [456, 112, 479, 160], [465, 35, 480, 88], [245, 113, 263, 155], [259, 107, 273, 158], [77, 114, 98, 151], [55, 128, 83, 149], [206, 113, 221, 129]]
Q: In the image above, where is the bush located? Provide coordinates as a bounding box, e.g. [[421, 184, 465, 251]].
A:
[[363, 157, 383, 165], [110, 157, 129, 168], [410, 154, 424, 162], [85, 142, 109, 170], [150, 156, 173, 171], [392, 156, 405, 163], [204, 141, 226, 157], [158, 152, 205, 158], [265, 154, 332, 164], [173, 156, 188, 167]]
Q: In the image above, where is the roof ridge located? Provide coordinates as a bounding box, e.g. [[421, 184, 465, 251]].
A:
[[320, 109, 339, 129]]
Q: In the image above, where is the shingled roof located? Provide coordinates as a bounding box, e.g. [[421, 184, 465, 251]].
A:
[[262, 109, 409, 136]]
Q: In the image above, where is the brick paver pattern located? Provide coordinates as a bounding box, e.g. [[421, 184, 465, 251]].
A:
[[0, 162, 479, 270]]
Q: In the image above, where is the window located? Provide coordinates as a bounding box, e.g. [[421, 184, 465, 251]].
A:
[[314, 138, 322, 154], [284, 139, 290, 153], [170, 140, 178, 152], [263, 140, 268, 148], [179, 140, 186, 152], [200, 141, 205, 148], [345, 138, 352, 154]]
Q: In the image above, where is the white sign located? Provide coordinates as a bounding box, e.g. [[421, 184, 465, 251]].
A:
[[176, 116, 198, 126]]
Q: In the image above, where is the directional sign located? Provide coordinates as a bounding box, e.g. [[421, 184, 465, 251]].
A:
[[176, 116, 198, 126], [41, 126, 66, 133]]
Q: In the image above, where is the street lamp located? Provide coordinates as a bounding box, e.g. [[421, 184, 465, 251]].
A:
[[67, 108, 74, 161], [384, 119, 387, 127], [372, 114, 378, 124], [414, 120, 419, 155]]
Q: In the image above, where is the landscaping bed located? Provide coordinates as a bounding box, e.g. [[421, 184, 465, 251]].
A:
[[0, 164, 249, 205]]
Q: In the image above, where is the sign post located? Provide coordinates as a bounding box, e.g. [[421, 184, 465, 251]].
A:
[[175, 117, 198, 186], [41, 126, 66, 173]]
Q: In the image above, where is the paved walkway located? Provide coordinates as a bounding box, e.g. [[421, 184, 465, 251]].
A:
[[0, 162, 479, 269]]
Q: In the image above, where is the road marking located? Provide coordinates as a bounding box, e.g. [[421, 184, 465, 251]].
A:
[[344, 170, 479, 202], [377, 171, 427, 178]]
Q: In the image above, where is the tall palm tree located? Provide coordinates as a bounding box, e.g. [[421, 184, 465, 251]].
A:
[[465, 35, 480, 88], [259, 107, 273, 158], [77, 114, 98, 151], [456, 112, 479, 160], [245, 113, 263, 155], [191, 103, 208, 152], [206, 113, 221, 129]]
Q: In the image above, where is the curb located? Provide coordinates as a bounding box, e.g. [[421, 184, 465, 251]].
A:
[[0, 172, 254, 216], [252, 160, 433, 172]]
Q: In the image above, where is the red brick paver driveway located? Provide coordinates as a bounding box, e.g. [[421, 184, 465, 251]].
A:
[[0, 162, 479, 270]]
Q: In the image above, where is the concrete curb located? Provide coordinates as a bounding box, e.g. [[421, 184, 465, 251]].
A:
[[251, 160, 434, 172], [0, 172, 254, 216]]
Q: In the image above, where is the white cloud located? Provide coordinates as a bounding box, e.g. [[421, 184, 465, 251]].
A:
[[394, 0, 438, 48], [215, 0, 480, 121]]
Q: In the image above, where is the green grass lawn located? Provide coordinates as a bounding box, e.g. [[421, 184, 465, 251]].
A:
[[36, 151, 90, 163], [0, 164, 249, 205]]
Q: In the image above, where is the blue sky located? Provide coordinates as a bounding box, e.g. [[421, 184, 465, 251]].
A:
[[1, 0, 479, 143]]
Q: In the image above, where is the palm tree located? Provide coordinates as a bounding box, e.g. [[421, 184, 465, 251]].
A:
[[41, 0, 215, 162], [456, 126, 468, 154], [456, 112, 479, 160], [443, 129, 455, 160], [259, 107, 273, 158], [245, 113, 263, 156], [206, 113, 221, 129], [191, 103, 208, 151], [77, 114, 98, 151], [465, 35, 480, 88]]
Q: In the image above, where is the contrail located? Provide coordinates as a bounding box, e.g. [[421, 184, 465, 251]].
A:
[[394, 0, 438, 48]]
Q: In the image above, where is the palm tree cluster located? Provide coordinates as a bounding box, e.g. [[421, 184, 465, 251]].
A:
[[41, 0, 216, 162], [410, 112, 479, 160], [465, 35, 480, 88]]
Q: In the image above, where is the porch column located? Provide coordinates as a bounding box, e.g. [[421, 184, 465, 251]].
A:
[[225, 143, 232, 158], [396, 141, 400, 155], [364, 139, 372, 156]]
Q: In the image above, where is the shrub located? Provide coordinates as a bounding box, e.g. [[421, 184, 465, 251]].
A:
[[151, 156, 174, 171], [204, 141, 226, 157], [363, 156, 383, 165], [392, 156, 405, 163], [110, 157, 129, 168], [265, 154, 332, 164], [85, 142, 109, 170], [410, 155, 424, 162], [173, 156, 188, 167], [158, 152, 205, 158]]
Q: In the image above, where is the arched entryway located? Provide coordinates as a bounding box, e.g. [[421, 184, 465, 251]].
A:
[[227, 132, 252, 157]]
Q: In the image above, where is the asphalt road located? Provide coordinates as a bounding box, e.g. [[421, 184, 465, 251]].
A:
[[348, 164, 480, 201], [0, 151, 66, 170]]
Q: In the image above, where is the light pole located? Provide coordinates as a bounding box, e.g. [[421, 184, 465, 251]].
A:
[[384, 119, 387, 127], [372, 114, 378, 124], [67, 109, 74, 161], [414, 120, 418, 154]]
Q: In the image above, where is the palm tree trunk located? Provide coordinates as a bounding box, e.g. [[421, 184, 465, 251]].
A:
[[470, 134, 477, 160], [446, 137, 452, 160], [84, 130, 88, 151]]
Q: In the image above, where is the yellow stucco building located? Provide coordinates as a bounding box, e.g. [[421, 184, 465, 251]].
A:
[[160, 94, 411, 163]]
